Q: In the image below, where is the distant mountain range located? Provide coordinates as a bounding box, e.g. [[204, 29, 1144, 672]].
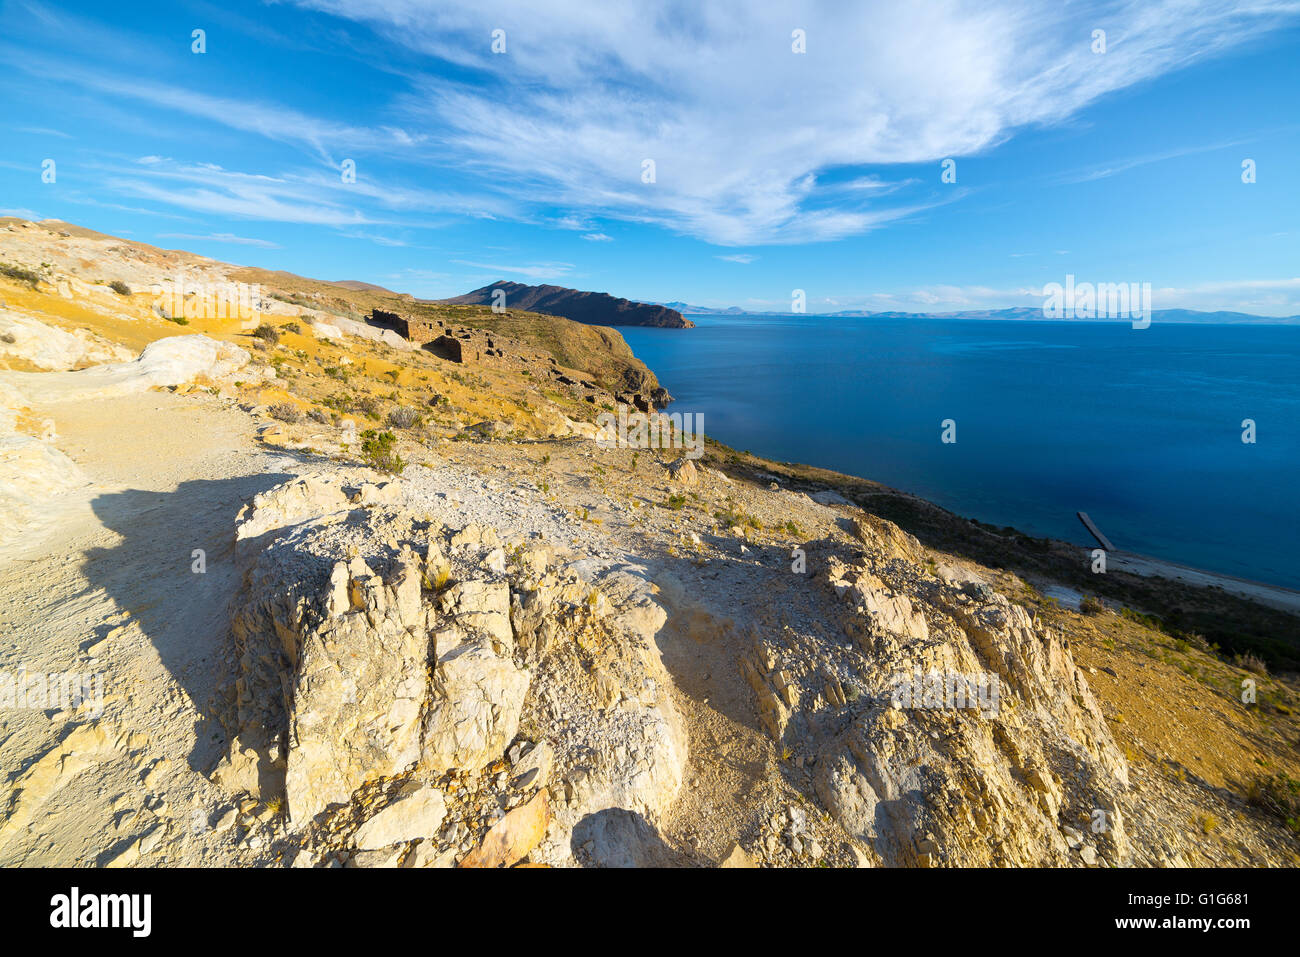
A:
[[659, 301, 748, 316], [438, 281, 693, 328], [656, 302, 1300, 324]]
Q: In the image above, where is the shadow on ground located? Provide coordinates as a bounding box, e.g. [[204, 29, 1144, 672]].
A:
[[571, 807, 688, 867], [83, 471, 293, 772]]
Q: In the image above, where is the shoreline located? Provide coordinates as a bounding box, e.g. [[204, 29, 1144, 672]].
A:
[[1107, 550, 1300, 615], [623, 325, 1296, 611], [672, 430, 1300, 621]]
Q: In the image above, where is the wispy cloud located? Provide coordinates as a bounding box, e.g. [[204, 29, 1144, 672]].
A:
[[76, 157, 510, 228], [717, 253, 757, 264], [581, 233, 613, 242], [1054, 137, 1256, 184], [291, 0, 1300, 244], [344, 231, 410, 247], [15, 126, 71, 139], [451, 259, 574, 280], [0, 50, 418, 167], [158, 232, 281, 248]]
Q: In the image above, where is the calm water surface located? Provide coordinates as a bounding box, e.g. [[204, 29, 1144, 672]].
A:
[[621, 317, 1300, 588]]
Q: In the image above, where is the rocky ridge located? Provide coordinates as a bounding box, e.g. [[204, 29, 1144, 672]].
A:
[[217, 473, 686, 866]]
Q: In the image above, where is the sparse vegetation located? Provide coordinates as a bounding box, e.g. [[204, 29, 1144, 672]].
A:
[[1079, 595, 1106, 616], [359, 429, 404, 474], [108, 280, 131, 295], [0, 262, 41, 287], [1233, 652, 1268, 676], [268, 403, 301, 423], [1247, 774, 1300, 835], [387, 406, 422, 429], [252, 323, 281, 345]]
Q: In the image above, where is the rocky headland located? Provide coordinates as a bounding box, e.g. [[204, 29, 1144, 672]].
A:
[[1, 217, 1297, 868]]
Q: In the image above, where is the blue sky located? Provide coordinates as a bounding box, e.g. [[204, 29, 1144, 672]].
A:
[[2, 0, 1298, 314]]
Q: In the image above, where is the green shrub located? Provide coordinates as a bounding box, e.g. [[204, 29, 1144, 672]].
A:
[[252, 323, 280, 345], [360, 429, 404, 474]]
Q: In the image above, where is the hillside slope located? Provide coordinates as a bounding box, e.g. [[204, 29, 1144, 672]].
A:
[[1, 217, 1297, 869], [440, 281, 694, 328]]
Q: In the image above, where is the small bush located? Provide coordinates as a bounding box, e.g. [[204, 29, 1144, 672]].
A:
[[1233, 652, 1268, 676], [1079, 595, 1106, 616], [281, 321, 302, 335], [268, 403, 301, 423], [0, 332, 15, 344], [108, 280, 131, 295], [307, 408, 330, 425], [360, 429, 404, 474], [0, 263, 41, 287], [252, 323, 281, 345], [428, 565, 451, 592], [1248, 774, 1300, 835], [354, 395, 381, 420], [387, 407, 423, 429]]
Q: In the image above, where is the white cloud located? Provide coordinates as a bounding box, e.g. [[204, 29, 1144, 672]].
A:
[[789, 277, 1300, 316], [345, 231, 410, 247], [2, 54, 416, 167], [451, 259, 573, 280], [93, 158, 508, 228], [717, 253, 757, 264], [581, 233, 613, 242], [158, 232, 281, 248], [292, 0, 1300, 244]]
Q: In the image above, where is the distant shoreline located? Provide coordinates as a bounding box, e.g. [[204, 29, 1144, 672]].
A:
[[656, 311, 1300, 325], [1106, 550, 1300, 615]]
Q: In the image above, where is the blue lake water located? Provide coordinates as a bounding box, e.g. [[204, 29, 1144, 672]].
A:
[[620, 317, 1300, 588]]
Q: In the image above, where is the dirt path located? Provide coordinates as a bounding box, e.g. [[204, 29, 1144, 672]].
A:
[[0, 390, 297, 865]]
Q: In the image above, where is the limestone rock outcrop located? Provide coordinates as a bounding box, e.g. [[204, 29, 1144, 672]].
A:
[[220, 472, 685, 864], [742, 511, 1130, 867]]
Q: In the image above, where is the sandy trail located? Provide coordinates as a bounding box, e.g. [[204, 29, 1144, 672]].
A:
[[0, 390, 296, 865]]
